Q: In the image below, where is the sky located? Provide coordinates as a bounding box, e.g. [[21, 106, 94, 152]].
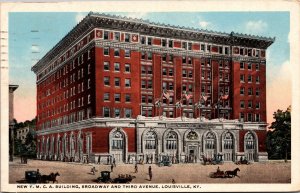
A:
[[8, 12, 291, 125]]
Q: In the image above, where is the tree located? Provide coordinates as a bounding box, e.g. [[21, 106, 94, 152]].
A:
[[266, 106, 291, 161]]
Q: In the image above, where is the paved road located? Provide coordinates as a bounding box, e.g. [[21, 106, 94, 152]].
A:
[[9, 157, 291, 184]]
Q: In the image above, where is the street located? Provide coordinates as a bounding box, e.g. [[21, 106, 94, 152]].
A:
[[9, 157, 291, 184]]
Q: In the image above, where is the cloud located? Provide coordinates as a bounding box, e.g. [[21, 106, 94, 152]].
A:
[[31, 45, 40, 52], [245, 20, 268, 34], [75, 13, 86, 23], [267, 60, 291, 124], [199, 21, 211, 29]]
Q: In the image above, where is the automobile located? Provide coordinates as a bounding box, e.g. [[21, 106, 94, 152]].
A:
[[158, 156, 172, 167], [97, 171, 112, 183]]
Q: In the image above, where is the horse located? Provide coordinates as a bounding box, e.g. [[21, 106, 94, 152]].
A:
[[225, 168, 240, 178], [201, 155, 212, 165], [40, 172, 60, 183]]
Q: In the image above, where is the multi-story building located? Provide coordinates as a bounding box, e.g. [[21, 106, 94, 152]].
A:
[[31, 12, 274, 164]]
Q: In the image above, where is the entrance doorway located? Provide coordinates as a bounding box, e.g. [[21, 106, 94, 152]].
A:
[[187, 146, 197, 163]]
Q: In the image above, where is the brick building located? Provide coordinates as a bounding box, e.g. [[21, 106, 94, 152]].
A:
[[31, 12, 274, 164]]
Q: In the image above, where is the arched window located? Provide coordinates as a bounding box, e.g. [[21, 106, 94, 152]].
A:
[[224, 132, 233, 149], [205, 132, 216, 149], [245, 133, 255, 149], [166, 131, 178, 150], [187, 131, 198, 140], [145, 131, 157, 149], [112, 131, 124, 150]]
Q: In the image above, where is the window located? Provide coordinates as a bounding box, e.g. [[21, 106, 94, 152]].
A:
[[114, 108, 120, 117], [256, 102, 260, 109], [256, 76, 260, 83], [182, 56, 186, 64], [114, 78, 120, 87], [104, 93, 110, 101], [125, 94, 131, 102], [125, 63, 130, 73], [124, 108, 132, 118], [219, 46, 223, 54], [256, 88, 260, 96], [125, 49, 130, 58], [201, 44, 205, 51], [248, 100, 253, 108], [240, 75, 245, 82], [225, 47, 229, 55], [112, 131, 123, 149], [147, 37, 152, 45], [114, 48, 120, 57], [125, 79, 131, 87], [141, 80, 146, 88], [248, 75, 252, 83], [240, 112, 244, 121], [114, 63, 120, 72], [188, 70, 193, 78], [255, 63, 259, 71], [104, 61, 110, 71], [104, 47, 109, 56], [166, 131, 178, 150], [240, 100, 245, 108], [145, 131, 157, 149], [248, 63, 252, 70], [148, 95, 153, 103], [169, 68, 173, 76], [162, 39, 167, 47], [104, 77, 110, 86], [147, 52, 152, 60], [207, 45, 211, 52], [240, 87, 245, 95], [141, 36, 146, 44], [205, 132, 216, 149], [182, 42, 187, 49], [168, 40, 173, 48], [104, 31, 109, 40], [114, 93, 121, 102], [163, 68, 167, 75], [148, 80, 152, 89], [169, 54, 173, 62], [223, 132, 233, 149], [248, 87, 253, 95], [88, 79, 90, 89], [240, 48, 244, 55], [255, 114, 260, 122], [147, 66, 152, 74], [188, 43, 192, 50], [141, 95, 146, 103], [114, 32, 120, 41], [182, 70, 187, 77], [245, 133, 255, 149], [240, 62, 244, 69], [125, 33, 130, 42], [169, 82, 174, 90], [188, 84, 192, 92], [162, 54, 167, 62], [141, 66, 146, 74], [182, 84, 186, 91], [247, 113, 252, 122]]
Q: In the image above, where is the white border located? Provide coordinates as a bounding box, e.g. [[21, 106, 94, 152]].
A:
[[1, 0, 299, 192]]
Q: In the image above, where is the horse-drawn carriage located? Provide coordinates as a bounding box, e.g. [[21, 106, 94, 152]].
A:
[[97, 171, 136, 183], [24, 170, 60, 183], [209, 167, 240, 178], [202, 154, 224, 165], [236, 157, 250, 165]]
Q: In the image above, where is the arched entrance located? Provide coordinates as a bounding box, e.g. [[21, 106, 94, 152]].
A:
[[222, 132, 235, 161], [164, 130, 179, 164], [185, 130, 200, 163], [244, 132, 257, 161], [203, 131, 217, 159], [109, 128, 127, 163], [143, 130, 158, 164]]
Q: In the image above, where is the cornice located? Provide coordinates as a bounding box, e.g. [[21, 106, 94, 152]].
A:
[[32, 12, 274, 73]]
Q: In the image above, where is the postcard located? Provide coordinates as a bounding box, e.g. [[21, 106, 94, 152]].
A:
[[1, 0, 299, 192]]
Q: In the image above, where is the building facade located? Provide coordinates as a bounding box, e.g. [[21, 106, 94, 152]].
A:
[[31, 12, 274, 164]]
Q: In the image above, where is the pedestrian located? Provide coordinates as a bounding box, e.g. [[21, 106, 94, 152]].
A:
[[113, 158, 116, 167], [148, 166, 152, 181], [97, 155, 101, 164], [36, 169, 41, 183], [134, 163, 138, 173], [172, 179, 176, 184], [111, 164, 114, 172]]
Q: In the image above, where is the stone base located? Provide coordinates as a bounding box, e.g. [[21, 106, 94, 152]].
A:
[[258, 152, 268, 161]]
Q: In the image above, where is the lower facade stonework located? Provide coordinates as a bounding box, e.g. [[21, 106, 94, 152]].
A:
[[36, 116, 268, 164]]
